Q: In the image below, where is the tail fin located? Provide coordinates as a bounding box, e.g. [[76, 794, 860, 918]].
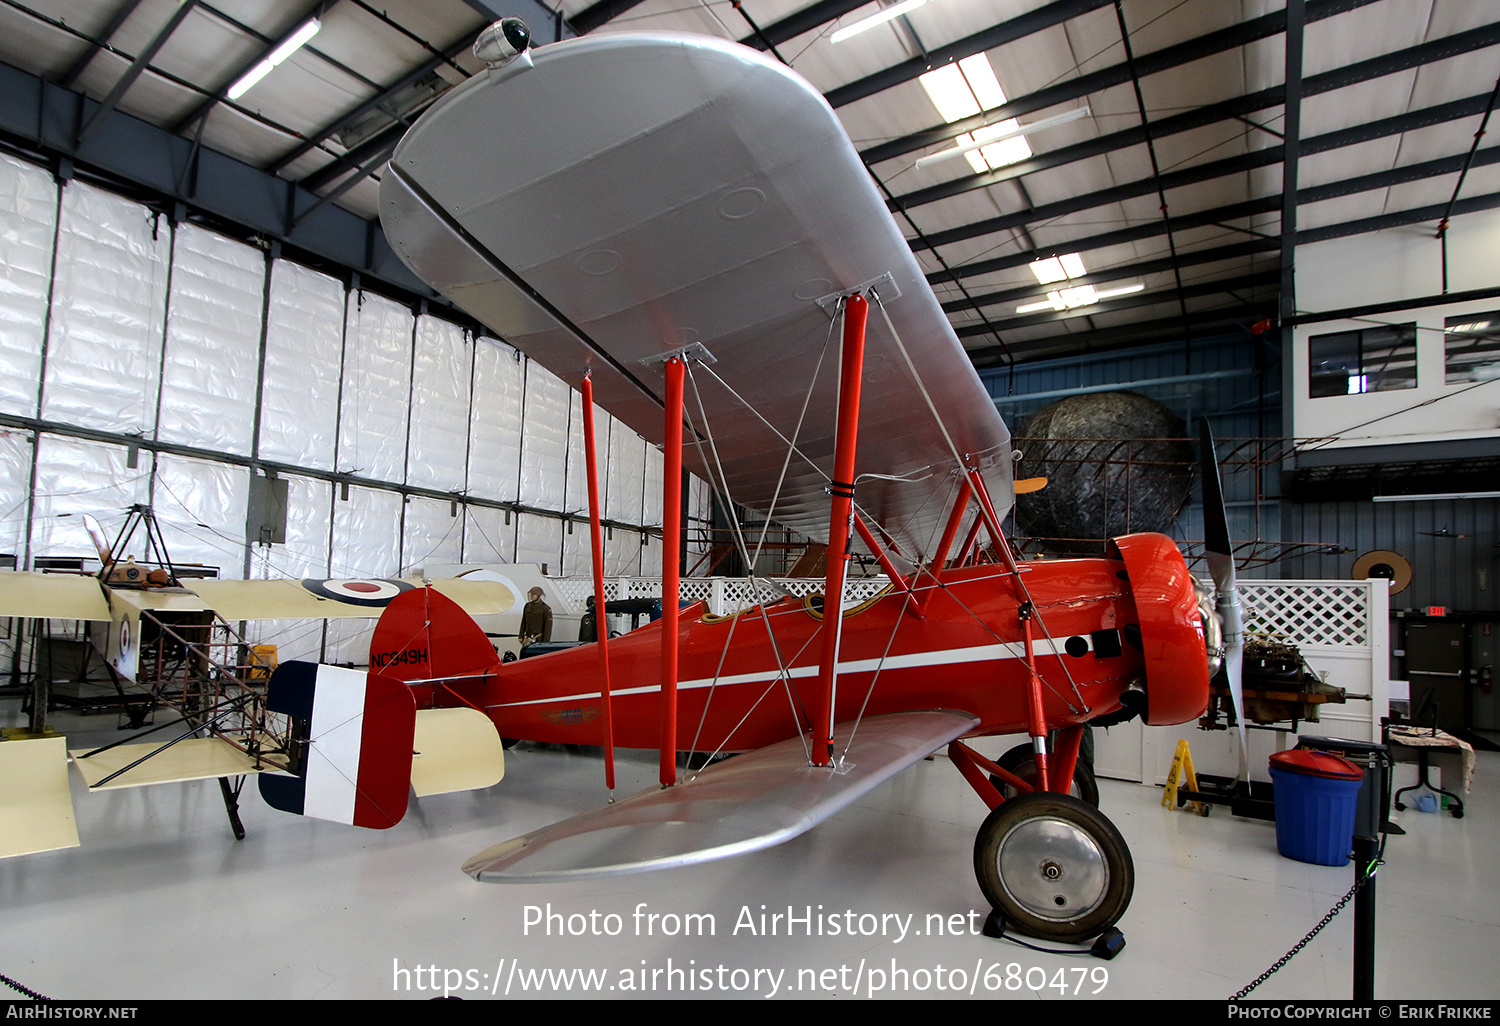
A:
[[258, 662, 415, 829], [369, 586, 499, 683]]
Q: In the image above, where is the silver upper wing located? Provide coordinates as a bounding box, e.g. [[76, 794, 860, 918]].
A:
[[380, 32, 1011, 556]]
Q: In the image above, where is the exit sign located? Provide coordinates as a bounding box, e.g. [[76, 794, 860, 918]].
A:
[[1428, 606, 1448, 616]]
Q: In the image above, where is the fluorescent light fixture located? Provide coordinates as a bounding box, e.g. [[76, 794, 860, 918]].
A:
[[228, 18, 321, 100], [1372, 490, 1500, 502], [831, 0, 928, 44], [1015, 282, 1145, 314], [916, 54, 1088, 173], [915, 107, 1090, 171]]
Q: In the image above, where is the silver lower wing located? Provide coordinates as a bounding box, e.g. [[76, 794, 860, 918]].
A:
[[462, 710, 978, 882]]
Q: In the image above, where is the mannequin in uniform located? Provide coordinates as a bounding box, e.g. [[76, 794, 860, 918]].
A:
[[519, 586, 552, 645]]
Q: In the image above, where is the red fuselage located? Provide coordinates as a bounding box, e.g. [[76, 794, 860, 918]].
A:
[[445, 535, 1208, 753]]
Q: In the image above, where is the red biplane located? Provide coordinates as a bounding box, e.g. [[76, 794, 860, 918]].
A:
[[0, 22, 1231, 944], [350, 21, 1230, 943]]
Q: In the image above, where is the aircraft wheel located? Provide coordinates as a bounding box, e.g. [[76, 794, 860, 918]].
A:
[[973, 792, 1133, 942], [989, 742, 1099, 807]]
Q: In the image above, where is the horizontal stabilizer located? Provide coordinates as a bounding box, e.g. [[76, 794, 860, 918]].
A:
[[411, 708, 505, 797], [0, 737, 79, 859], [71, 737, 277, 790], [462, 710, 978, 883]]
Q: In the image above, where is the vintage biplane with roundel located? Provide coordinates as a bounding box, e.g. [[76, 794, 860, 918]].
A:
[[0, 504, 513, 857], [365, 21, 1245, 944]]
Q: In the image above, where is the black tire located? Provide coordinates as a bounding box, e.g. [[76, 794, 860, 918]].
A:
[[990, 742, 1100, 807], [973, 792, 1134, 942]]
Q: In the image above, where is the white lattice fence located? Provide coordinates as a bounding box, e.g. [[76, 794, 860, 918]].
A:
[[1238, 580, 1371, 649], [552, 576, 889, 616]]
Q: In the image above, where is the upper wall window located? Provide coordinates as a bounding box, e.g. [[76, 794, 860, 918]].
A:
[[1444, 312, 1500, 384], [1308, 324, 1417, 398]]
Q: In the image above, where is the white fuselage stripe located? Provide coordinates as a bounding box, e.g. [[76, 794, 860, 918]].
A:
[[486, 637, 1081, 710]]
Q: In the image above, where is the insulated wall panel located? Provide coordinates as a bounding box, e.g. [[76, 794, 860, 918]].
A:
[[564, 395, 611, 517], [605, 528, 642, 577], [339, 292, 412, 483], [561, 519, 588, 577], [151, 453, 250, 579], [641, 534, 663, 577], [0, 155, 56, 417], [243, 474, 335, 667], [642, 444, 664, 528], [402, 494, 465, 575], [329, 484, 402, 579], [518, 362, 569, 512], [464, 505, 515, 563], [260, 261, 345, 470], [606, 428, 645, 524], [157, 225, 263, 454], [0, 429, 33, 560], [42, 182, 169, 434], [29, 435, 150, 562], [245, 618, 327, 665], [467, 336, 523, 503], [323, 617, 376, 667], [407, 316, 471, 492], [326, 484, 396, 659], [248, 473, 332, 581], [514, 512, 562, 574]]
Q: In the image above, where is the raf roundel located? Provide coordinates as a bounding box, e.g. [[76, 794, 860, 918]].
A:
[[301, 578, 415, 607]]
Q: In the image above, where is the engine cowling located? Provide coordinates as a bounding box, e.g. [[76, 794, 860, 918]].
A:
[[1109, 533, 1211, 725]]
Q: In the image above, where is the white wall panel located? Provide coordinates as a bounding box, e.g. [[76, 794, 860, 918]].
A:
[[260, 261, 344, 470], [151, 453, 250, 578], [402, 494, 465, 575], [519, 362, 570, 511], [467, 336, 523, 502], [407, 316, 471, 491], [242, 471, 330, 679], [247, 473, 331, 581], [640, 533, 663, 577], [565, 395, 612, 517], [0, 155, 56, 417], [329, 484, 402, 578], [157, 225, 263, 454], [339, 292, 412, 483], [464, 505, 515, 563], [642, 443, 664, 527], [606, 427, 645, 524], [605, 527, 642, 577], [42, 182, 169, 434], [0, 429, 33, 560], [514, 511, 562, 574], [29, 435, 150, 563], [561, 518, 589, 576], [323, 617, 377, 667], [244, 618, 327, 666]]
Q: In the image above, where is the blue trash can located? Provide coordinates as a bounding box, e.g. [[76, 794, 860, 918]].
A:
[[1269, 749, 1365, 866]]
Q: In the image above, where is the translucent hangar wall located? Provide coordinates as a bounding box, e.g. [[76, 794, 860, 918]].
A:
[[0, 153, 711, 638]]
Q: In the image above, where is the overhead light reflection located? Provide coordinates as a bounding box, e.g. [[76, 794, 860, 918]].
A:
[[228, 18, 321, 101]]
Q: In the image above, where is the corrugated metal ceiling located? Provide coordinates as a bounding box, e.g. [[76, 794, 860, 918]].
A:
[[1, 0, 1495, 365]]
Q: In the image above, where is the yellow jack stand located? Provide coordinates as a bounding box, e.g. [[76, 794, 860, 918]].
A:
[[1162, 738, 1208, 815]]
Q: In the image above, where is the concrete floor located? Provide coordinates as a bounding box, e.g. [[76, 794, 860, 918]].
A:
[[2, 704, 1497, 1002]]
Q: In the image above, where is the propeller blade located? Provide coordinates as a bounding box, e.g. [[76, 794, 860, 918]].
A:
[[1199, 419, 1248, 783]]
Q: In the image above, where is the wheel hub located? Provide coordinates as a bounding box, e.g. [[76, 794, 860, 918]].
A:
[[997, 817, 1109, 922]]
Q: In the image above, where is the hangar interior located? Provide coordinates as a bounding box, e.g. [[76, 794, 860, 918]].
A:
[[0, 0, 1498, 1002]]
